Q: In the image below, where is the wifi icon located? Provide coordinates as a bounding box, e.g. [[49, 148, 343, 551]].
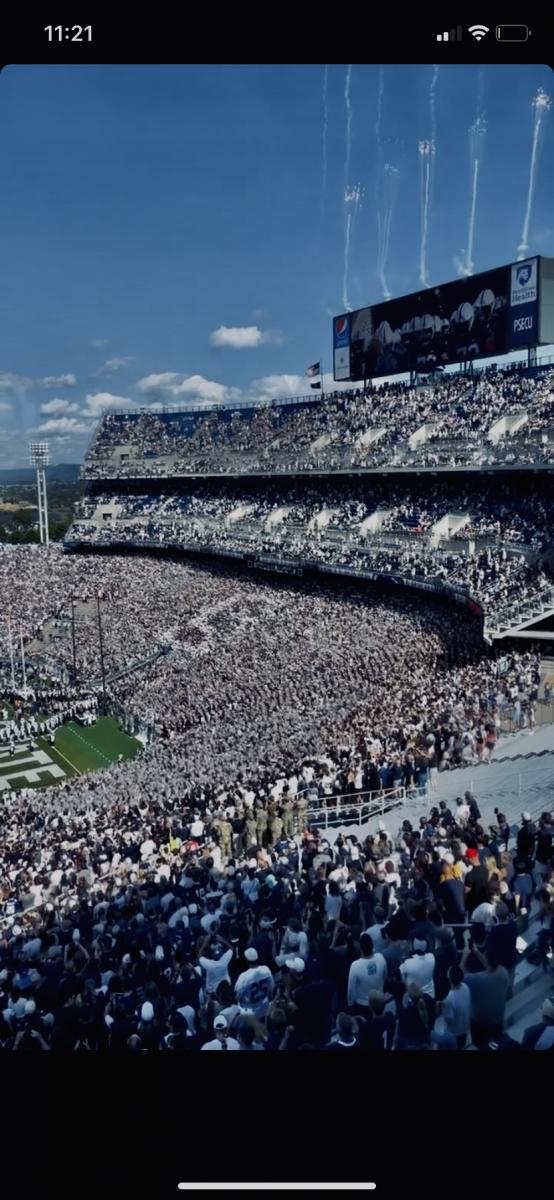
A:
[[468, 24, 490, 40]]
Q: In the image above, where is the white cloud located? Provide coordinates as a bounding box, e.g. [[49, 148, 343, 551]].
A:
[[40, 398, 79, 415], [137, 372, 240, 404], [0, 400, 13, 412], [211, 326, 263, 349], [248, 373, 307, 400], [98, 357, 134, 374], [91, 338, 109, 349], [247, 371, 363, 403], [41, 373, 76, 387], [173, 374, 241, 403], [137, 373, 180, 392], [0, 372, 31, 392], [38, 417, 94, 435], [210, 325, 284, 349], [83, 392, 134, 416], [130, 367, 358, 415]]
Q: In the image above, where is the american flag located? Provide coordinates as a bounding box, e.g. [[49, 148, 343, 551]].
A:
[[305, 362, 321, 377]]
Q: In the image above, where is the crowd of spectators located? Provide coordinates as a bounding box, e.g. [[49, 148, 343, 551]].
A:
[[1, 773, 551, 1050], [82, 366, 554, 480], [67, 479, 554, 633], [0, 533, 551, 1051], [0, 544, 544, 799]]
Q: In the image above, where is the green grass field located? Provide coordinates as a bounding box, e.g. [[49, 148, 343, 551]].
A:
[[50, 716, 140, 775], [0, 716, 140, 791]]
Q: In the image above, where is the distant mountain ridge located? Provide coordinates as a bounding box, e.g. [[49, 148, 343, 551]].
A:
[[0, 464, 80, 483]]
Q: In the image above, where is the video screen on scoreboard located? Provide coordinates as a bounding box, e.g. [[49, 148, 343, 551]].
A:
[[333, 264, 510, 380]]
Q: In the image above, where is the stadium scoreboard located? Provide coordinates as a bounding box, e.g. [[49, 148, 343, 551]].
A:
[[333, 256, 554, 381]]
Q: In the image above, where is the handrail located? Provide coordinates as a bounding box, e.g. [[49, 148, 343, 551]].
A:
[[308, 786, 410, 828]]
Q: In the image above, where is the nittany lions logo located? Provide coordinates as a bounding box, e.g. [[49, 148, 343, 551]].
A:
[[516, 264, 532, 287]]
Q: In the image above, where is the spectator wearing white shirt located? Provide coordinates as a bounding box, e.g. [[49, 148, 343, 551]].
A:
[[190, 815, 205, 840], [198, 935, 233, 997], [235, 948, 275, 1017], [347, 933, 388, 1013], [167, 905, 189, 929], [442, 964, 471, 1050], [456, 798, 471, 825], [471, 898, 498, 930], [400, 938, 436, 997], [201, 1013, 240, 1050], [364, 909, 388, 952]]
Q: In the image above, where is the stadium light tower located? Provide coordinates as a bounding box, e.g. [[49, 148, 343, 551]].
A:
[[29, 441, 50, 547]]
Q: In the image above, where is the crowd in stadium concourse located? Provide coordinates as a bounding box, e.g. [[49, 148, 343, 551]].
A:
[[82, 367, 554, 479]]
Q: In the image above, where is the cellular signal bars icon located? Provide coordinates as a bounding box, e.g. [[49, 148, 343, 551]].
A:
[[437, 26, 462, 41]]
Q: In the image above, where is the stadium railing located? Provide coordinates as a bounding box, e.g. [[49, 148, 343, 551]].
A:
[[498, 700, 554, 734], [307, 785, 414, 830]]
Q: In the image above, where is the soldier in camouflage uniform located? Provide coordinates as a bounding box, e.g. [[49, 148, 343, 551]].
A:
[[296, 793, 309, 835], [211, 813, 223, 850], [245, 812, 258, 851], [256, 805, 268, 848], [219, 817, 233, 861], [282, 797, 294, 838], [269, 810, 284, 848]]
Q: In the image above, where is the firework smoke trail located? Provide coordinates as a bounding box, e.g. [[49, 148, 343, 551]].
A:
[[462, 115, 487, 276], [418, 67, 438, 287], [375, 65, 384, 147], [343, 183, 363, 311], [418, 140, 432, 287], [342, 65, 353, 310], [477, 69, 484, 117], [430, 64, 438, 149], [378, 164, 400, 300], [343, 210, 353, 311], [466, 158, 480, 274], [374, 68, 400, 301], [374, 66, 391, 300], [321, 65, 329, 217], [518, 87, 552, 260], [344, 65, 352, 182]]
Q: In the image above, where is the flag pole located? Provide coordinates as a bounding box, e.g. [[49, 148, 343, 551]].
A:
[[7, 618, 16, 691], [321, 357, 325, 400], [20, 628, 27, 696]]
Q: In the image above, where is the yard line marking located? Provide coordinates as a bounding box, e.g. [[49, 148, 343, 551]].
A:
[[65, 725, 113, 764], [40, 739, 82, 776]]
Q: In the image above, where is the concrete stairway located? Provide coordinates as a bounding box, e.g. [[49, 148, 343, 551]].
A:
[[504, 912, 553, 1041]]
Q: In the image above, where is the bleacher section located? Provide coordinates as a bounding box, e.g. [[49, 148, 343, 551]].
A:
[[82, 365, 554, 481], [66, 478, 554, 641]]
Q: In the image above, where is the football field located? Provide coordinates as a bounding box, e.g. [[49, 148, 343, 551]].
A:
[[0, 716, 140, 791]]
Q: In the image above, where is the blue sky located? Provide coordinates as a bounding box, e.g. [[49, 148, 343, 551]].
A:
[[0, 63, 552, 466]]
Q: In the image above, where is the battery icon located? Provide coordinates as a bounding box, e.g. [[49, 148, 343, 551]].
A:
[[496, 25, 530, 41]]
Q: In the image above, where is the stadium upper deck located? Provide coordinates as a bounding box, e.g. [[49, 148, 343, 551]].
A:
[[82, 365, 554, 481]]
